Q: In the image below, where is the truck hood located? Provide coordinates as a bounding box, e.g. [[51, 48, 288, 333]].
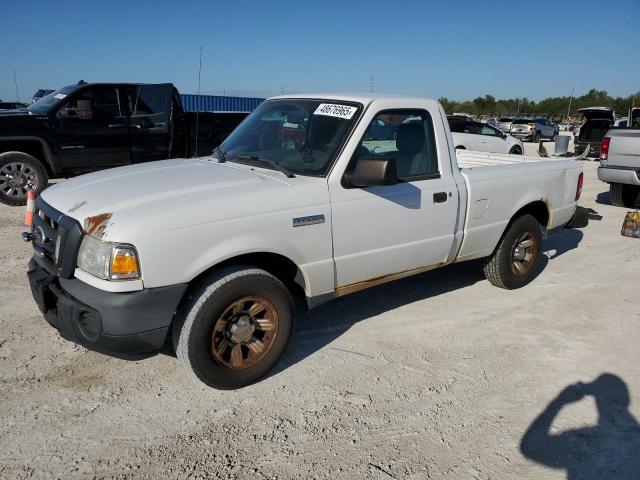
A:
[[40, 158, 327, 241]]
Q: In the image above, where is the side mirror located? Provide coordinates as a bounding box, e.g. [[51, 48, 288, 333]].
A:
[[349, 157, 397, 187]]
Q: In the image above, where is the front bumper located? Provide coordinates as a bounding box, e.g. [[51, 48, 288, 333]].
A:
[[27, 258, 188, 358]]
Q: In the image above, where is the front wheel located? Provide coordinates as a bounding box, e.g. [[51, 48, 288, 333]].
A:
[[483, 214, 542, 289], [0, 151, 49, 206], [173, 266, 294, 389]]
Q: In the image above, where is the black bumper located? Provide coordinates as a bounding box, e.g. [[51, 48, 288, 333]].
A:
[[27, 258, 188, 358]]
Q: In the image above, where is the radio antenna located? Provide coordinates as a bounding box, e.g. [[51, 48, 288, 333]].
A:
[[13, 68, 20, 102], [195, 46, 203, 157]]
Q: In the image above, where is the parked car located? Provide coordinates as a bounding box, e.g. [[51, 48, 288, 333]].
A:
[[574, 107, 615, 158], [0, 101, 29, 110], [24, 94, 585, 389], [448, 115, 523, 154], [32, 89, 55, 103], [509, 118, 557, 142], [614, 117, 628, 128], [496, 117, 514, 132], [597, 107, 640, 207], [0, 82, 248, 205]]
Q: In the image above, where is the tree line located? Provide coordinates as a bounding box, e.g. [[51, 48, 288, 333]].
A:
[[439, 89, 638, 119]]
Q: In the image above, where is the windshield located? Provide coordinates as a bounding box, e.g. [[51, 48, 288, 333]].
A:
[[221, 99, 361, 176], [27, 85, 77, 114], [512, 118, 533, 125], [498, 117, 512, 122]]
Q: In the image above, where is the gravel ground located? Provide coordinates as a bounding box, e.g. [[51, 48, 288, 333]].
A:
[[1, 141, 639, 479]]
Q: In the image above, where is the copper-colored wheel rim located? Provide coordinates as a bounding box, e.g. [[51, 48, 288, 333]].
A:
[[510, 231, 538, 277], [211, 296, 279, 370]]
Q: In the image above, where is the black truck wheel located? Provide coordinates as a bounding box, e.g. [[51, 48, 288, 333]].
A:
[[483, 214, 542, 289], [0, 151, 49, 206], [609, 183, 639, 208], [173, 266, 294, 389]]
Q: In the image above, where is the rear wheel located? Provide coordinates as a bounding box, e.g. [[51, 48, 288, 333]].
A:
[[0, 152, 49, 206], [173, 266, 294, 389], [483, 214, 542, 289], [509, 145, 522, 155], [610, 183, 640, 208]]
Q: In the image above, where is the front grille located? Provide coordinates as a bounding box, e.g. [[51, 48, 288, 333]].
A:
[[32, 198, 84, 279], [32, 199, 62, 271]]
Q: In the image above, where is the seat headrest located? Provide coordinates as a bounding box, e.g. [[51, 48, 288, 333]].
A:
[[396, 123, 425, 155]]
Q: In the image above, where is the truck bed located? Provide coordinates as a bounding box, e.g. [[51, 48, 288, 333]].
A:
[[453, 149, 582, 263]]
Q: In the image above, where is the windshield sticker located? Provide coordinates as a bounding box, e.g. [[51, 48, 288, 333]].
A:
[[314, 103, 357, 120], [54, 94, 67, 99]]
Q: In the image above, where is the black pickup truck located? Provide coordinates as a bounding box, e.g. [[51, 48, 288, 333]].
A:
[[0, 82, 248, 205]]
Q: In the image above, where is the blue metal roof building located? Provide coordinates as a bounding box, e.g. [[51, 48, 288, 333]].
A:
[[180, 94, 265, 113]]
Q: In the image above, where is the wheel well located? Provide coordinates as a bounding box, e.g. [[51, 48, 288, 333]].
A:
[[190, 252, 307, 302], [455, 145, 466, 149], [0, 141, 52, 175], [512, 201, 549, 229]]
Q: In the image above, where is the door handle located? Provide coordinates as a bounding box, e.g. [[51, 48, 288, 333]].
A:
[[433, 192, 448, 203]]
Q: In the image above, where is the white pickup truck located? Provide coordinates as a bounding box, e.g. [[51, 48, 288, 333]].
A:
[[25, 94, 585, 389], [597, 107, 640, 207]]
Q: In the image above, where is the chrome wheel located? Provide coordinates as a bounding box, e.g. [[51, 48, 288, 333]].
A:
[[211, 296, 279, 370], [0, 162, 37, 201], [511, 231, 538, 276]]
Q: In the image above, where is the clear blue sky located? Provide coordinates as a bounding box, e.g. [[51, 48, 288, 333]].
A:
[[1, 0, 638, 102]]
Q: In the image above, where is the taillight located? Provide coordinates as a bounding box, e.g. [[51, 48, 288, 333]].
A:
[[600, 136, 611, 161], [575, 172, 583, 201]]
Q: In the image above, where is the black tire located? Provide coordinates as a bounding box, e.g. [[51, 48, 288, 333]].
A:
[[533, 131, 541, 143], [509, 145, 523, 155], [483, 214, 542, 289], [173, 266, 294, 389], [0, 151, 49, 206], [610, 183, 640, 208]]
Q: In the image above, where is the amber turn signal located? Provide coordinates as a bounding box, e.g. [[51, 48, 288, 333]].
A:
[[110, 247, 140, 280]]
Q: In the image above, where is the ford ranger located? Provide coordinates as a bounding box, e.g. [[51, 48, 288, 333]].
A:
[[24, 94, 585, 389]]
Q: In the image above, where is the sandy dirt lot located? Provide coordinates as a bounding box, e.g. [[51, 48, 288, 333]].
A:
[[1, 142, 639, 479]]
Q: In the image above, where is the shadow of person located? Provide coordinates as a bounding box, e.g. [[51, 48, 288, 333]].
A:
[[520, 374, 640, 479]]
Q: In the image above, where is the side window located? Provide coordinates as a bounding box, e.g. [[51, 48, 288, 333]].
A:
[[355, 109, 438, 179], [128, 85, 172, 129], [58, 87, 122, 123], [480, 124, 500, 136]]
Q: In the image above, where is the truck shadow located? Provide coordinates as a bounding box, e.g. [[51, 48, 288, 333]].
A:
[[520, 374, 640, 479], [271, 228, 583, 378]]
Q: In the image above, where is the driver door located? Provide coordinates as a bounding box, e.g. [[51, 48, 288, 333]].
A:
[[329, 109, 459, 288], [56, 86, 131, 169]]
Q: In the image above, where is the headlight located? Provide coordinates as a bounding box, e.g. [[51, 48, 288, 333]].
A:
[[77, 235, 141, 281]]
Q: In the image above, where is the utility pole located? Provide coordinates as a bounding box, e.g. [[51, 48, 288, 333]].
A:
[[370, 76, 375, 94], [566, 88, 574, 121], [13, 68, 20, 102]]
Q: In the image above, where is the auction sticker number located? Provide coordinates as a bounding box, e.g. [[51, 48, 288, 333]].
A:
[[314, 103, 357, 120]]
